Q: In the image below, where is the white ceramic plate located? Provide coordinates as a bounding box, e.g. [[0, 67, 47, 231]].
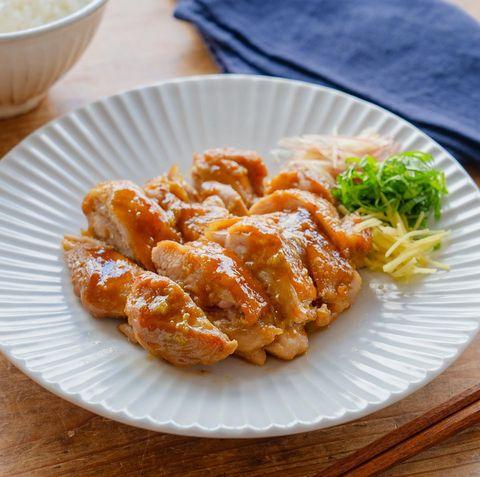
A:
[[1, 75, 480, 438]]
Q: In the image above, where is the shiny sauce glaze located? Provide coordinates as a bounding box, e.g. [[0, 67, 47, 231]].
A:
[[111, 188, 180, 270], [82, 245, 142, 316], [200, 148, 267, 196], [136, 276, 206, 332], [187, 240, 271, 324]]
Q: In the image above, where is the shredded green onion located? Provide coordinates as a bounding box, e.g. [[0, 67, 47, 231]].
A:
[[333, 151, 448, 227]]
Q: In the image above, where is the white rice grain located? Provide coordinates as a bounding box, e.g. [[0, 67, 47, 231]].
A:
[[0, 0, 92, 33]]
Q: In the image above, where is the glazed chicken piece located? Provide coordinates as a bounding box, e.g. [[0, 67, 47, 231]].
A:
[[276, 210, 362, 321], [144, 166, 197, 224], [152, 240, 282, 364], [250, 189, 371, 264], [144, 173, 232, 242], [163, 165, 197, 201], [82, 180, 180, 270], [206, 214, 318, 360], [197, 181, 248, 216], [124, 272, 237, 366], [192, 148, 268, 206], [145, 165, 197, 204], [63, 235, 143, 318], [207, 214, 318, 327], [178, 196, 232, 242], [153, 240, 268, 321], [267, 158, 336, 203]]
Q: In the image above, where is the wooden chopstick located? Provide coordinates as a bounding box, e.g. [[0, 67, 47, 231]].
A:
[[317, 383, 480, 477]]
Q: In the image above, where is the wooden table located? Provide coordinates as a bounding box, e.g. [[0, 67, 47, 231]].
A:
[[1, 1, 479, 476]]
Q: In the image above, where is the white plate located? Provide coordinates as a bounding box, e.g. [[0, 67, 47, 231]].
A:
[[1, 75, 480, 438]]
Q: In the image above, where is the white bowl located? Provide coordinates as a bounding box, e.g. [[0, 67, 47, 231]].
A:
[[0, 75, 480, 437], [0, 0, 108, 119]]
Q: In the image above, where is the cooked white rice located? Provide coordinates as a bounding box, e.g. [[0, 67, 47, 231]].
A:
[[0, 0, 92, 33]]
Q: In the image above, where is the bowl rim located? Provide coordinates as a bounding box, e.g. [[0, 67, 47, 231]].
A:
[[0, 0, 108, 42]]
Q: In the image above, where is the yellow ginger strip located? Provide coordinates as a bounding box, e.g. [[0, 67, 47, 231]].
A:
[[356, 212, 449, 280]]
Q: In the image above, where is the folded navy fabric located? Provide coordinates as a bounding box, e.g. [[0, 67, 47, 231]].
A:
[[175, 0, 480, 164]]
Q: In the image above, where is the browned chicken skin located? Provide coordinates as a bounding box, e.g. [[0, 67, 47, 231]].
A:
[[144, 172, 232, 242], [250, 189, 371, 263], [144, 166, 197, 225], [151, 240, 282, 363], [179, 196, 232, 242], [267, 158, 336, 203], [197, 181, 249, 216], [144, 166, 197, 204], [276, 209, 361, 320], [63, 235, 143, 318], [125, 272, 237, 366], [83, 180, 180, 270], [192, 148, 267, 206]]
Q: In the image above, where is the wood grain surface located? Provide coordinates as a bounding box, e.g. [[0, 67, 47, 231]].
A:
[[1, 1, 479, 476]]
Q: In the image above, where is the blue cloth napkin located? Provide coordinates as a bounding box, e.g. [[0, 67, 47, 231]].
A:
[[175, 0, 480, 164]]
